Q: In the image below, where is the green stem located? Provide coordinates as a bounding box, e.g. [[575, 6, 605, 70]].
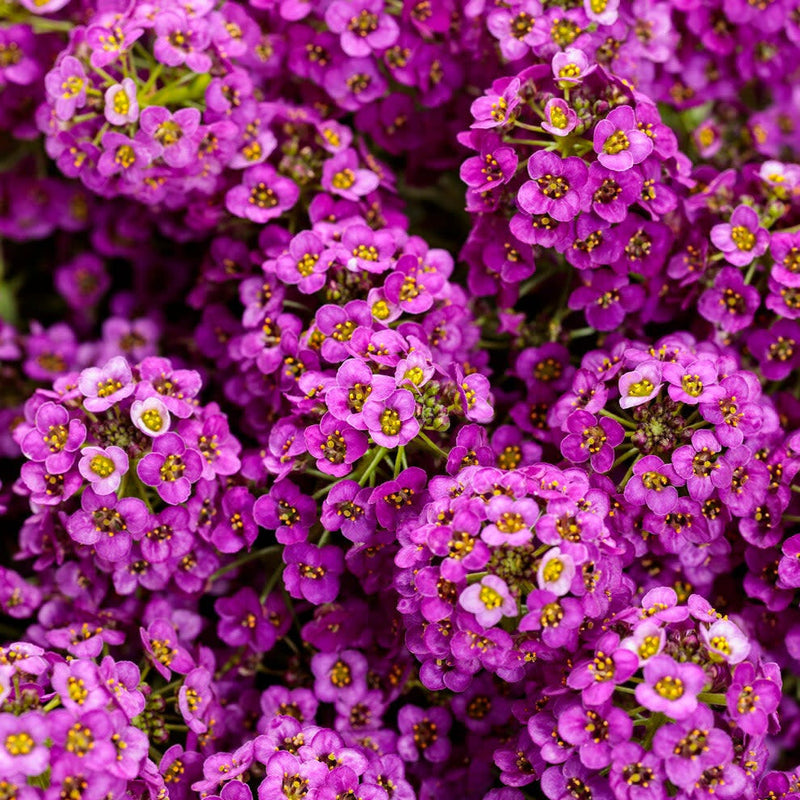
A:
[[612, 448, 640, 469], [599, 409, 637, 429], [416, 431, 448, 460], [358, 446, 389, 487], [210, 545, 281, 582], [697, 691, 727, 706]]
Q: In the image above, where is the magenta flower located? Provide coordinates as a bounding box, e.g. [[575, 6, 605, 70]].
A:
[[153, 11, 212, 73], [397, 705, 452, 763], [470, 76, 521, 129], [593, 105, 653, 171], [699, 618, 751, 664], [321, 148, 380, 201], [225, 163, 300, 223], [20, 401, 86, 473], [66, 488, 148, 562], [482, 495, 537, 547], [635, 654, 706, 719], [560, 409, 624, 473], [304, 414, 369, 477], [44, 55, 87, 121], [137, 432, 204, 505], [536, 547, 576, 596], [324, 0, 399, 57], [518, 151, 588, 223], [283, 543, 344, 605], [557, 701, 632, 770], [103, 78, 139, 126], [274, 230, 332, 294], [78, 445, 129, 495], [697, 267, 760, 333], [618, 362, 662, 409], [710, 204, 769, 266], [0, 712, 50, 776], [725, 661, 781, 735], [748, 320, 800, 380], [139, 106, 201, 168], [362, 389, 419, 448], [624, 455, 680, 515], [662, 358, 718, 404], [551, 47, 595, 84], [130, 397, 171, 438], [78, 355, 134, 412], [459, 575, 517, 628]]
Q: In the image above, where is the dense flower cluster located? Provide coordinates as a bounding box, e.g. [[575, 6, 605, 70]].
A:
[[2, 0, 800, 798]]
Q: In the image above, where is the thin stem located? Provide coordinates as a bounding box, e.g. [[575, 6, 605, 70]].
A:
[[416, 431, 448, 459], [210, 545, 281, 582], [612, 448, 640, 469], [598, 409, 637, 429], [358, 446, 389, 487]]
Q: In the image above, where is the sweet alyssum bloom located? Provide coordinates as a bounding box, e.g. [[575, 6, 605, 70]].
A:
[[459, 575, 517, 628], [593, 105, 654, 171], [518, 151, 588, 223], [78, 445, 129, 495], [710, 204, 769, 267], [137, 432, 204, 504], [635, 654, 706, 719]]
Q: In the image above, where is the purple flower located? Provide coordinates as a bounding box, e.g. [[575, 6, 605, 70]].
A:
[[593, 105, 653, 171], [586, 162, 643, 223], [130, 397, 171, 438], [311, 649, 369, 704], [67, 488, 148, 562], [137, 357, 203, 419], [711, 445, 769, 517], [618, 362, 662, 409], [210, 486, 258, 554], [568, 270, 645, 332], [78, 445, 129, 495], [226, 163, 300, 223], [624, 455, 681, 515], [140, 620, 195, 680], [748, 320, 800, 380], [0, 711, 49, 776], [635, 654, 706, 719], [139, 106, 201, 169], [541, 98, 578, 137], [397, 705, 451, 763], [482, 495, 537, 547], [651, 708, 732, 789], [710, 204, 769, 267], [460, 137, 519, 192], [470, 77, 521, 129], [253, 480, 316, 545], [137, 432, 204, 505], [518, 151, 588, 223], [274, 230, 332, 294], [362, 389, 419, 448], [459, 575, 517, 628], [153, 11, 212, 73], [325, 0, 399, 57], [558, 701, 632, 769], [560, 409, 625, 472], [44, 56, 87, 121], [283, 543, 344, 604], [323, 148, 381, 201], [216, 588, 278, 652], [699, 618, 751, 664], [304, 414, 369, 477], [78, 356, 134, 412], [698, 267, 760, 333], [20, 401, 86, 473], [662, 358, 718, 404], [103, 78, 139, 126], [552, 47, 595, 84], [725, 661, 781, 735]]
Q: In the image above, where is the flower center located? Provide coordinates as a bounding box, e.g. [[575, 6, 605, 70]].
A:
[[627, 378, 654, 397], [155, 120, 182, 147], [159, 454, 186, 482], [603, 130, 630, 155], [90, 454, 116, 478], [348, 9, 379, 35], [332, 168, 356, 190], [730, 225, 755, 251], [380, 408, 402, 435], [540, 601, 563, 627], [96, 377, 123, 398], [4, 733, 34, 756], [297, 252, 319, 277], [141, 409, 163, 432], [536, 173, 570, 199], [542, 558, 564, 582], [642, 470, 668, 491], [250, 182, 278, 209], [654, 675, 684, 699], [479, 585, 503, 609]]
